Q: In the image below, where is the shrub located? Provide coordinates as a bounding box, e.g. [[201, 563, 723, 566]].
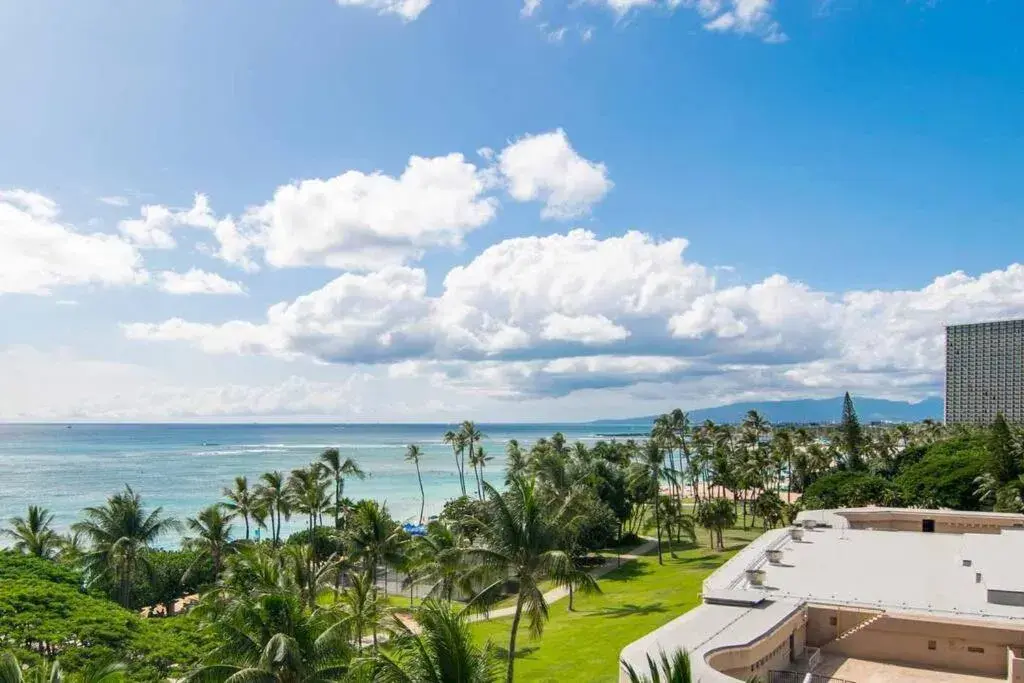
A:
[[802, 471, 900, 509]]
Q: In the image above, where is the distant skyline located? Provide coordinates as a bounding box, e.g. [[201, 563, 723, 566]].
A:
[[3, 1, 1024, 422]]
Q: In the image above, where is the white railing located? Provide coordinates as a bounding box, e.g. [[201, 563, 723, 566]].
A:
[[805, 646, 821, 671]]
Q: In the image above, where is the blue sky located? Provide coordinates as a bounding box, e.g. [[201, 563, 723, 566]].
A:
[[2, 0, 1023, 421]]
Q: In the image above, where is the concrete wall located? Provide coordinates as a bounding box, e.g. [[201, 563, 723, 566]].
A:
[[839, 509, 1024, 534], [822, 612, 1024, 678], [1008, 647, 1024, 683], [805, 605, 880, 647], [706, 608, 807, 681]]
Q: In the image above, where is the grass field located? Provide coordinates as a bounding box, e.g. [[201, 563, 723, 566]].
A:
[[470, 524, 763, 682]]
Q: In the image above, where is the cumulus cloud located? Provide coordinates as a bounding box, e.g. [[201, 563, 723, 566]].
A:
[[98, 195, 130, 207], [702, 0, 787, 42], [117, 193, 227, 250], [122, 223, 1024, 403], [522, 0, 542, 16], [335, 0, 431, 21], [0, 190, 147, 296], [239, 154, 499, 270], [157, 269, 246, 296], [498, 129, 612, 219]]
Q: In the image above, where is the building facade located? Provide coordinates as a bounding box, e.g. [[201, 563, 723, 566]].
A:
[[946, 319, 1024, 424]]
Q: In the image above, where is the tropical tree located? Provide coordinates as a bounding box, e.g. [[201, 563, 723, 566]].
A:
[[406, 521, 468, 601], [0, 653, 126, 683], [505, 439, 527, 485], [459, 421, 485, 499], [221, 476, 256, 541], [466, 477, 598, 683], [630, 440, 671, 564], [696, 497, 736, 551], [335, 570, 390, 650], [347, 500, 406, 598], [184, 505, 235, 580], [257, 471, 290, 546], [4, 506, 60, 559], [406, 445, 426, 525], [841, 392, 866, 471], [319, 449, 365, 530], [185, 592, 352, 682], [621, 649, 692, 683], [443, 430, 468, 497], [73, 486, 180, 607], [288, 466, 331, 542], [362, 599, 499, 682]]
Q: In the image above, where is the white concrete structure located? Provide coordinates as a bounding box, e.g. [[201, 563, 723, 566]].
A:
[[619, 508, 1024, 682]]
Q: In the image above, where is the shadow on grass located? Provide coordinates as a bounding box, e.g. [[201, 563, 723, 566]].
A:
[[601, 561, 654, 582], [585, 602, 667, 619], [490, 645, 539, 660]]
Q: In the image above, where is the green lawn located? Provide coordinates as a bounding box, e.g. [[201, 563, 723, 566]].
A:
[[470, 525, 763, 682]]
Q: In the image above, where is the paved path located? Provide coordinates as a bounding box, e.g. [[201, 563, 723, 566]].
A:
[[467, 537, 659, 623]]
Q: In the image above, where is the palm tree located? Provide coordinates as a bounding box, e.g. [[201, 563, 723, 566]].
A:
[[288, 466, 331, 541], [696, 497, 737, 551], [347, 500, 406, 600], [185, 592, 352, 682], [406, 445, 426, 525], [460, 421, 485, 499], [470, 447, 493, 501], [258, 471, 290, 546], [621, 649, 692, 683], [406, 521, 468, 601], [363, 599, 499, 682], [319, 448, 365, 530], [630, 440, 671, 565], [505, 439, 527, 485], [335, 570, 390, 650], [466, 477, 598, 683], [73, 486, 180, 607], [443, 430, 468, 497], [221, 476, 255, 541], [4, 506, 60, 559], [0, 653, 126, 683], [184, 505, 235, 579]]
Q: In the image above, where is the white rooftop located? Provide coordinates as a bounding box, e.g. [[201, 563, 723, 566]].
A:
[[619, 508, 1024, 682]]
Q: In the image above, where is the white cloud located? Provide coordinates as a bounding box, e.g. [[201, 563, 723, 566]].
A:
[[498, 129, 612, 219], [703, 0, 787, 42], [0, 190, 147, 296], [335, 0, 431, 21], [98, 195, 130, 207], [239, 154, 499, 270], [157, 269, 246, 296], [117, 193, 224, 250], [540, 313, 630, 344], [122, 222, 1024, 404], [522, 0, 542, 17]]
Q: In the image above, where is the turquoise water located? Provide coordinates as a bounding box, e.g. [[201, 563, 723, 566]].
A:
[[0, 423, 643, 543]]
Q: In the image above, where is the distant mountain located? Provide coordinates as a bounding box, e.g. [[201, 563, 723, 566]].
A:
[[589, 396, 943, 427]]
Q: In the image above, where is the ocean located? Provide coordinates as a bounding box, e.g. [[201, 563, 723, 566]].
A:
[[0, 422, 645, 544]]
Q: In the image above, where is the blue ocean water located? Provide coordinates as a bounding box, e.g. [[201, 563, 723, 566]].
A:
[[0, 422, 643, 544]]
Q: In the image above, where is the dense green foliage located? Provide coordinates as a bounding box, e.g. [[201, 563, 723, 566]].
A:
[[802, 471, 899, 508], [894, 436, 987, 510]]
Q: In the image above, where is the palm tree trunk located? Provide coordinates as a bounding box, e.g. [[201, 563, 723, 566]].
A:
[[416, 460, 425, 525], [653, 496, 663, 565], [507, 592, 526, 683], [335, 478, 342, 530], [474, 465, 483, 501]]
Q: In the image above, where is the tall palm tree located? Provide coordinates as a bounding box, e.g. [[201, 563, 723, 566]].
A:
[[406, 444, 426, 525], [184, 505, 235, 580], [630, 440, 671, 565], [288, 466, 331, 541], [696, 497, 737, 551], [443, 430, 468, 497], [319, 448, 365, 530], [466, 477, 598, 683], [459, 421, 485, 499], [347, 500, 406, 600], [73, 486, 180, 607], [470, 447, 493, 501], [4, 506, 60, 559], [221, 476, 255, 541], [363, 599, 499, 682], [258, 471, 290, 546], [505, 439, 527, 485], [185, 592, 352, 682]]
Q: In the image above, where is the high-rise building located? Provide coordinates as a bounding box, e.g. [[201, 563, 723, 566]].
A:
[[945, 318, 1024, 424]]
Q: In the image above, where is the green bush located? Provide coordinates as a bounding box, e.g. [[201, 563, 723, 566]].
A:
[[802, 471, 900, 509], [895, 441, 986, 510], [287, 526, 343, 563]]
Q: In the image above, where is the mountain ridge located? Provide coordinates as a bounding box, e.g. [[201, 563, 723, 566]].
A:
[[589, 395, 943, 426]]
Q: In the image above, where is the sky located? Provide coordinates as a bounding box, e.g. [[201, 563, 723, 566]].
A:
[[2, 0, 1024, 422]]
